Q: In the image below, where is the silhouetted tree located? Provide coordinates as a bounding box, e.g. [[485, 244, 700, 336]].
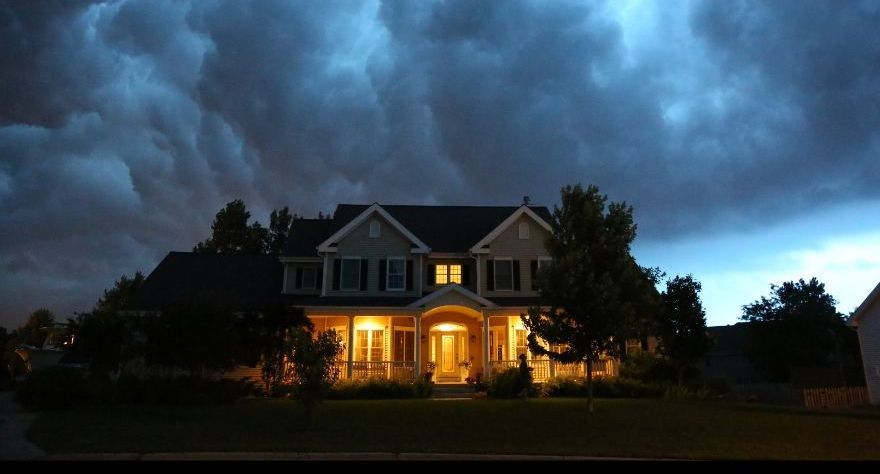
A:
[[741, 277, 853, 382], [193, 199, 267, 254], [266, 207, 294, 255], [656, 275, 711, 385], [521, 183, 658, 413], [287, 327, 343, 428]]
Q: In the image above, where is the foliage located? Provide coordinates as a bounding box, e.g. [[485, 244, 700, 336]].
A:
[[7, 308, 55, 349], [93, 272, 146, 314], [14, 367, 90, 410], [328, 377, 433, 399], [69, 311, 143, 377], [541, 376, 665, 399], [113, 375, 257, 405], [267, 206, 295, 255], [521, 183, 661, 411], [741, 278, 855, 382], [141, 296, 240, 374], [487, 366, 537, 399], [619, 352, 681, 384], [656, 275, 711, 385], [238, 304, 312, 395], [193, 199, 269, 254], [287, 328, 344, 424]]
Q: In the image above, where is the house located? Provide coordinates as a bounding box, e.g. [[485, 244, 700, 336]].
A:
[[131, 203, 619, 383], [851, 281, 880, 404], [700, 323, 761, 386]]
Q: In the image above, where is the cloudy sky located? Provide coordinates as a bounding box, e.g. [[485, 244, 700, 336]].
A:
[[1, 0, 879, 329]]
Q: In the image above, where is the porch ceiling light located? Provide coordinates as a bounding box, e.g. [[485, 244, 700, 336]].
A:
[[434, 323, 465, 332]]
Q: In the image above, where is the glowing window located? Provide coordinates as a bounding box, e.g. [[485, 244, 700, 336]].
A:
[[516, 329, 529, 358], [357, 329, 384, 361], [434, 264, 462, 285]]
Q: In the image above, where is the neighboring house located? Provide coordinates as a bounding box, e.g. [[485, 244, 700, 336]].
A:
[[12, 324, 83, 374], [700, 323, 761, 386], [131, 203, 620, 383], [851, 281, 880, 405]]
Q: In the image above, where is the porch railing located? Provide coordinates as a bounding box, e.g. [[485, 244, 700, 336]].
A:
[[489, 358, 618, 382], [350, 361, 415, 380]]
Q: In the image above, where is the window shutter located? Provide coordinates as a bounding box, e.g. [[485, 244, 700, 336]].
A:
[[360, 259, 369, 291], [462, 265, 470, 287], [333, 259, 341, 290], [317, 268, 323, 290], [530, 260, 538, 291], [295, 268, 303, 289], [513, 260, 521, 291], [486, 259, 495, 291], [379, 259, 387, 291], [406, 259, 413, 291], [427, 264, 435, 286]]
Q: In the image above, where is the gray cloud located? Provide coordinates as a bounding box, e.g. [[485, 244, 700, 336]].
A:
[[1, 0, 878, 326]]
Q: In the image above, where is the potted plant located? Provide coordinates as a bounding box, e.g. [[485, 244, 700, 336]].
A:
[[424, 361, 436, 383]]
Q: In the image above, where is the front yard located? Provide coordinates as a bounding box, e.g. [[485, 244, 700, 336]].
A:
[[28, 398, 880, 459]]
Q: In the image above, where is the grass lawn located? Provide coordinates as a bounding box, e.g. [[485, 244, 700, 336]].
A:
[[28, 398, 880, 459]]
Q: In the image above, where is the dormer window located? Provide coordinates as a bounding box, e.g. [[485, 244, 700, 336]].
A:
[[518, 221, 530, 239], [435, 264, 462, 285], [369, 219, 381, 238]]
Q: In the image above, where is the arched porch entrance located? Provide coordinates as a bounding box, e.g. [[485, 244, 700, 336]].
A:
[[420, 305, 483, 383]]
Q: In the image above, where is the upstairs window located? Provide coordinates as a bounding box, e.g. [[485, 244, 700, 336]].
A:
[[301, 267, 317, 289], [369, 219, 380, 238], [494, 259, 514, 291], [435, 264, 462, 285], [518, 221, 530, 239], [387, 258, 406, 291], [341, 258, 361, 291]]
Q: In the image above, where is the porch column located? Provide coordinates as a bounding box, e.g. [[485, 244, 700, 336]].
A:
[[482, 311, 490, 378], [347, 315, 355, 379], [414, 313, 422, 377]]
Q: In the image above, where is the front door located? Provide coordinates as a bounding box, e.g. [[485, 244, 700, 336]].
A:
[[438, 333, 459, 380]]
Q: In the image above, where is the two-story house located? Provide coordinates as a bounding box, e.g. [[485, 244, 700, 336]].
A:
[[132, 203, 619, 383]]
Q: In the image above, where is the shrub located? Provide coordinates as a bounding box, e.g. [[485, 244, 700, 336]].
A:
[[14, 367, 90, 410], [328, 378, 431, 400], [487, 367, 537, 399], [542, 376, 587, 397], [114, 375, 257, 405], [589, 377, 665, 398]]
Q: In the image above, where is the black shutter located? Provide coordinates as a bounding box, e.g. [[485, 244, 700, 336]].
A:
[[379, 259, 387, 291], [486, 259, 494, 291], [462, 265, 471, 287], [513, 260, 521, 291], [333, 259, 341, 290], [316, 268, 323, 290], [530, 260, 538, 290], [295, 268, 303, 289], [427, 264, 436, 286], [406, 260, 413, 291], [360, 259, 368, 291]]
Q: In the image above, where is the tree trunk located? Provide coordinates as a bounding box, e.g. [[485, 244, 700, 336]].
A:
[[586, 358, 594, 413]]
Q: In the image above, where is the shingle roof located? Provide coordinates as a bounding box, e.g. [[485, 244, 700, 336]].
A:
[[129, 252, 284, 311], [283, 204, 553, 256]]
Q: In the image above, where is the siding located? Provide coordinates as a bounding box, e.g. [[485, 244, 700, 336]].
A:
[[479, 215, 551, 297], [329, 213, 422, 297], [858, 296, 880, 404]]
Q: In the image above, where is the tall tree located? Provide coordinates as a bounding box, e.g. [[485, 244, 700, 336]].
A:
[[741, 277, 852, 382], [93, 272, 145, 314], [266, 207, 294, 255], [656, 275, 711, 385], [193, 199, 267, 254], [521, 183, 658, 412]]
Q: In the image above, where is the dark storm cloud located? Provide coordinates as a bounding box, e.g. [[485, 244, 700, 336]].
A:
[[1, 0, 879, 326]]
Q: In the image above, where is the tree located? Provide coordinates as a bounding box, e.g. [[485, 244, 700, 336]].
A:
[[93, 272, 145, 314], [287, 327, 343, 428], [521, 183, 659, 412], [193, 199, 267, 254], [266, 207, 294, 255], [656, 275, 711, 385], [741, 277, 852, 382]]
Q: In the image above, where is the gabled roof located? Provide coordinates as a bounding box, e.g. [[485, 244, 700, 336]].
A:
[[316, 203, 430, 253], [407, 284, 497, 309], [851, 280, 880, 326], [129, 252, 284, 311], [282, 204, 553, 256], [469, 205, 553, 252]]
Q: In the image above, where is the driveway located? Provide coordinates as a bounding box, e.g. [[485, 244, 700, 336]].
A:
[[0, 391, 46, 460]]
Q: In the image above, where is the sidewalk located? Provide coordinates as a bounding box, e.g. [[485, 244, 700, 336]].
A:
[[38, 452, 678, 461], [0, 392, 47, 460]]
